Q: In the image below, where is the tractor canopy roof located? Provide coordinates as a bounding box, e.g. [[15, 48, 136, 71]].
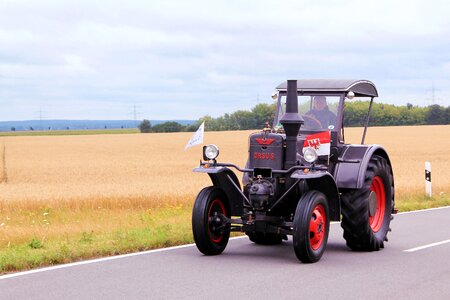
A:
[[275, 79, 378, 97]]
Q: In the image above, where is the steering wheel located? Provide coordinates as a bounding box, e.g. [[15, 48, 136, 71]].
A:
[[303, 114, 323, 129]]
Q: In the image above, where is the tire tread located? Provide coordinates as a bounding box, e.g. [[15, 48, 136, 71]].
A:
[[340, 155, 394, 251]]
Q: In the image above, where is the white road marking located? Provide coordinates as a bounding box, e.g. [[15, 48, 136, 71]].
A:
[[404, 239, 450, 252], [0, 236, 248, 280], [0, 207, 448, 280]]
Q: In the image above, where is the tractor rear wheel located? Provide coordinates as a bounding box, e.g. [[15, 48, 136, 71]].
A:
[[246, 232, 284, 245], [340, 155, 394, 251], [293, 191, 330, 263], [192, 186, 230, 255]]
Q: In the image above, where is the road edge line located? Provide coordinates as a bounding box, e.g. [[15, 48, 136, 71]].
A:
[[0, 237, 249, 280], [404, 239, 450, 252], [396, 205, 449, 215]]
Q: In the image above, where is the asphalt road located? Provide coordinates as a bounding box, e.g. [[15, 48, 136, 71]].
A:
[[1, 207, 449, 300]]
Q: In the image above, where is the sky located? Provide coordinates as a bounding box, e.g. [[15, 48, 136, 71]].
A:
[[1, 0, 449, 121]]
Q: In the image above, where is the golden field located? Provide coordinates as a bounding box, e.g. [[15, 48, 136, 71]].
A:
[[1, 125, 449, 204], [0, 125, 449, 270]]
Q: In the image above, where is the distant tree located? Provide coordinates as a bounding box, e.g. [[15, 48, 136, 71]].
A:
[[186, 121, 203, 132], [252, 103, 276, 128], [152, 121, 184, 133], [343, 101, 369, 126], [140, 100, 445, 134], [29, 126, 34, 131], [344, 101, 430, 127], [426, 105, 447, 125], [222, 113, 239, 130], [446, 107, 450, 124], [11, 127, 15, 131], [232, 110, 257, 129], [138, 119, 152, 133], [198, 115, 221, 131]]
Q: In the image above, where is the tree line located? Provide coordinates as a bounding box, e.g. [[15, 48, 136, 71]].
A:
[[343, 102, 449, 126], [138, 102, 450, 133]]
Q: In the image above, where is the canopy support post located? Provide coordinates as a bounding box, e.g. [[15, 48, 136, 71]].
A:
[[361, 97, 374, 145]]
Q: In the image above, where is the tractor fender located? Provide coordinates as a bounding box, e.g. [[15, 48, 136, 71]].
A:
[[291, 171, 340, 221], [194, 166, 244, 216], [334, 144, 392, 189]]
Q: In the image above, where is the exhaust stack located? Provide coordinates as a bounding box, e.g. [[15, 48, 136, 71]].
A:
[[280, 80, 304, 169]]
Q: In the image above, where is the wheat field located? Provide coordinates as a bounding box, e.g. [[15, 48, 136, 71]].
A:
[[0, 125, 449, 251], [0, 131, 248, 208]]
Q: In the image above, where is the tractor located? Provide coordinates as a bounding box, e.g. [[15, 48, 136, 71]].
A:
[[191, 79, 395, 263]]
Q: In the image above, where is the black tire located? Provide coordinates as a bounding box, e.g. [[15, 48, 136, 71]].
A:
[[246, 232, 283, 245], [293, 191, 330, 263], [192, 186, 230, 255], [340, 155, 394, 251]]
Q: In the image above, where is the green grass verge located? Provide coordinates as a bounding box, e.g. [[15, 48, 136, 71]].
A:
[[0, 128, 139, 137], [0, 195, 448, 274], [395, 194, 449, 212], [0, 206, 193, 273]]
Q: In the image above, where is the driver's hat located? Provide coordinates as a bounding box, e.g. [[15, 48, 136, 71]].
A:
[[313, 96, 327, 102]]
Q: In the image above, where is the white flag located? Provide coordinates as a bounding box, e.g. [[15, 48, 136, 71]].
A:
[[184, 122, 204, 150]]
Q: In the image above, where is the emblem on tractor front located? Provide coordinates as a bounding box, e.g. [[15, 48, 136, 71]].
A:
[[255, 138, 275, 145]]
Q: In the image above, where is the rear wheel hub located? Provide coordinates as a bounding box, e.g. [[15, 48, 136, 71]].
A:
[[369, 176, 386, 232], [368, 191, 377, 217]]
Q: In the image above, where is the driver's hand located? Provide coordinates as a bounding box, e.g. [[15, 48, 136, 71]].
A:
[[304, 114, 323, 129]]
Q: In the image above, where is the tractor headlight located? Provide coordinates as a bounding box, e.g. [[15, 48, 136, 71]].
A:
[[203, 144, 220, 160], [303, 147, 318, 163]]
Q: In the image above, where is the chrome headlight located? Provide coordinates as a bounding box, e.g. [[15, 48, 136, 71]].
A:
[[203, 144, 220, 160], [303, 147, 318, 163]]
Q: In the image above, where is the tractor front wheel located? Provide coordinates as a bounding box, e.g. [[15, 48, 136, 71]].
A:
[[192, 187, 230, 255], [293, 191, 330, 263], [340, 155, 394, 251]]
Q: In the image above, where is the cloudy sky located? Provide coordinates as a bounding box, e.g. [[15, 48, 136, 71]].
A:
[[1, 0, 449, 121]]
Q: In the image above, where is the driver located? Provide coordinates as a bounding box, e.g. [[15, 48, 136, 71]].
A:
[[306, 96, 337, 129]]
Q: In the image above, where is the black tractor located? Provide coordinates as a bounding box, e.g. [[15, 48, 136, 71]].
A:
[[192, 79, 396, 263]]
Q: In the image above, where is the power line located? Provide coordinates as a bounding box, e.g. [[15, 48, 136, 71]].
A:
[[35, 107, 45, 130], [129, 104, 142, 124], [39, 107, 43, 130], [427, 81, 441, 106]]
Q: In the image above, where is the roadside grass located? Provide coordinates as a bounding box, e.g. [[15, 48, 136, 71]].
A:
[[0, 205, 193, 273], [395, 193, 449, 211], [0, 128, 139, 137], [0, 193, 448, 274]]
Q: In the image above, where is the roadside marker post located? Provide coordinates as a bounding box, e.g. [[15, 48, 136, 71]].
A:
[[425, 161, 432, 197]]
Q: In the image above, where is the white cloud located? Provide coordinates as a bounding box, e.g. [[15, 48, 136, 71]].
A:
[[0, 0, 449, 121]]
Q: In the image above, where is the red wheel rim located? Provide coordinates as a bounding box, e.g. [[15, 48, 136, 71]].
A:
[[369, 176, 386, 232], [309, 204, 326, 250], [208, 199, 226, 243]]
